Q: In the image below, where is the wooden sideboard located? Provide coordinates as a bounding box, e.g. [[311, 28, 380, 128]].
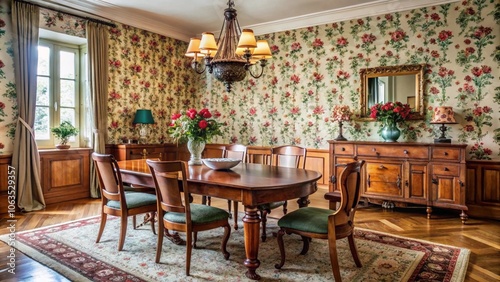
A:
[[328, 140, 468, 223], [106, 143, 330, 185], [39, 148, 92, 204], [466, 159, 500, 221]]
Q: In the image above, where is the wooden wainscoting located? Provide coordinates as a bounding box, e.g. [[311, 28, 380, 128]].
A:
[[0, 154, 12, 214], [39, 148, 92, 204], [466, 159, 500, 220]]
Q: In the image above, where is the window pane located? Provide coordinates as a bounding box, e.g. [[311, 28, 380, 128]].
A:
[[38, 46, 50, 75], [60, 51, 75, 79], [35, 107, 50, 140], [60, 79, 75, 107], [36, 77, 50, 106], [60, 108, 75, 125]]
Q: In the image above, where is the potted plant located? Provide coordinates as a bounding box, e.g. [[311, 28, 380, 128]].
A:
[[51, 121, 79, 149]]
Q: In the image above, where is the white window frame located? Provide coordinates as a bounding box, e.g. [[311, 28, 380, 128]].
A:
[[35, 39, 84, 148]]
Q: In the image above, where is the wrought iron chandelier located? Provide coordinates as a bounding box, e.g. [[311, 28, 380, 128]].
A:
[[185, 0, 272, 92]]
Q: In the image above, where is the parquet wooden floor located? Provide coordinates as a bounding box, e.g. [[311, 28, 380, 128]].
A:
[[0, 186, 498, 281]]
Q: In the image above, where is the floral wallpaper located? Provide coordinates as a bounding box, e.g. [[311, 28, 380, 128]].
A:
[[106, 24, 200, 144], [198, 0, 500, 160], [0, 0, 499, 160], [0, 0, 15, 154]]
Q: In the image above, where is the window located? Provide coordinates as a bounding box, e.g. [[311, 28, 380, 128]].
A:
[[35, 39, 86, 147]]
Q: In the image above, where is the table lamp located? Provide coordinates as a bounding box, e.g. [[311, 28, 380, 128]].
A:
[[430, 106, 457, 143], [133, 109, 155, 144]]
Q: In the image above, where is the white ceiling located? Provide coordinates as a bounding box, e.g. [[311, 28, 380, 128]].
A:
[[35, 0, 458, 42]]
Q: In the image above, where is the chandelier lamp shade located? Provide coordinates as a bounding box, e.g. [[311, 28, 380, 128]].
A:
[[185, 0, 272, 92]]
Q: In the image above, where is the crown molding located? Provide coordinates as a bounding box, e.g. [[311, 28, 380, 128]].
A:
[[34, 0, 460, 41], [33, 0, 193, 41], [248, 0, 460, 36]]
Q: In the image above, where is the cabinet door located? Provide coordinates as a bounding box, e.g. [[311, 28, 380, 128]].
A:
[[40, 149, 91, 204], [406, 162, 427, 203], [363, 161, 404, 198], [430, 163, 463, 206]]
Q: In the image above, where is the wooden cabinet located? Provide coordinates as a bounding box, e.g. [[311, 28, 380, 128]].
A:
[[466, 160, 500, 220], [39, 148, 92, 204], [111, 144, 166, 161], [0, 155, 12, 214], [329, 141, 468, 223]]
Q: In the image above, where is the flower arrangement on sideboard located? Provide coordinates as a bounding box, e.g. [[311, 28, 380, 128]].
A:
[[369, 102, 412, 142]]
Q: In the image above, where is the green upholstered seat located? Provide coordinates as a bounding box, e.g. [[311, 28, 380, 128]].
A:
[[277, 207, 333, 234], [107, 192, 157, 209], [164, 204, 229, 224]]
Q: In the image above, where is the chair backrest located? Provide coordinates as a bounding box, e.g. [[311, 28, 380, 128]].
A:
[[247, 147, 271, 165], [271, 145, 307, 169], [222, 144, 247, 163], [333, 160, 365, 225], [92, 153, 125, 202], [146, 160, 190, 218]]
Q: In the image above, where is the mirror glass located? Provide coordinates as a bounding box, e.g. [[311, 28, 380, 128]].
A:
[[359, 64, 425, 120]]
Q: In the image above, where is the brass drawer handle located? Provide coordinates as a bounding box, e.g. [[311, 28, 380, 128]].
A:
[[403, 150, 408, 154]]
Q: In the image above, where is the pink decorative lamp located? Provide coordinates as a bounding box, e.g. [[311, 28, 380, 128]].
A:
[[430, 106, 457, 143], [332, 105, 351, 141]]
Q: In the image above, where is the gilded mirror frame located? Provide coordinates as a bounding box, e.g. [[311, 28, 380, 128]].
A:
[[359, 64, 425, 121]]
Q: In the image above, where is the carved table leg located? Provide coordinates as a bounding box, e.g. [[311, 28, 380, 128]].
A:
[[426, 206, 432, 219], [243, 206, 261, 280], [460, 210, 468, 224], [297, 196, 310, 208]]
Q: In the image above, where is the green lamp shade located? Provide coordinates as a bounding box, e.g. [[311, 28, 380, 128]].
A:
[[133, 109, 155, 124]]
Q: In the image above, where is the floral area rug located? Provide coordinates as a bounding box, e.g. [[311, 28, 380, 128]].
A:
[[0, 215, 469, 281]]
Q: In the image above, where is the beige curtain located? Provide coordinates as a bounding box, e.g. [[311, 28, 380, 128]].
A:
[[86, 21, 109, 198], [11, 1, 45, 211]]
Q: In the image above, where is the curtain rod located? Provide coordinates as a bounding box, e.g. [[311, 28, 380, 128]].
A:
[[15, 0, 117, 28]]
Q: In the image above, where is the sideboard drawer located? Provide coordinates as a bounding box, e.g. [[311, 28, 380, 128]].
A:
[[357, 145, 428, 159], [431, 164, 460, 176], [128, 147, 164, 160], [431, 147, 461, 161], [334, 144, 354, 155]]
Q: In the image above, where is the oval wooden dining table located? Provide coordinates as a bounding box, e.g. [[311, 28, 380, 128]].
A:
[[117, 159, 322, 280]]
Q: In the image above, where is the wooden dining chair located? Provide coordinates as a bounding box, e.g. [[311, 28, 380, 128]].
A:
[[274, 161, 365, 282], [257, 145, 307, 242], [92, 153, 157, 251], [221, 144, 247, 230], [146, 159, 231, 276]]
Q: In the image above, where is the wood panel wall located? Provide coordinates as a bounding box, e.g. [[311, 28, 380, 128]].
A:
[[39, 148, 92, 204], [0, 155, 12, 214]]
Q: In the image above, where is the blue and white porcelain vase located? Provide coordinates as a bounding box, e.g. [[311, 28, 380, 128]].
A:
[[380, 120, 401, 142]]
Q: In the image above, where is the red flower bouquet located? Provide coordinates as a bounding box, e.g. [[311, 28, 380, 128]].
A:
[[168, 108, 223, 143], [369, 102, 412, 124]]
